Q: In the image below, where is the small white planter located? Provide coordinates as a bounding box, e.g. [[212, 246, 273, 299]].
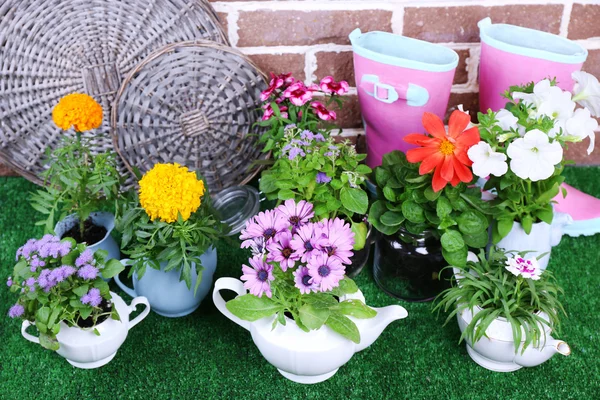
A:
[[213, 277, 408, 384], [496, 213, 572, 270], [457, 305, 570, 372], [21, 292, 150, 369]]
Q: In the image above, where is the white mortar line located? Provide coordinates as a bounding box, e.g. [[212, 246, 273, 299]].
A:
[[465, 45, 481, 91], [226, 10, 240, 47], [559, 0, 574, 37], [391, 7, 404, 35], [235, 43, 480, 53], [305, 49, 318, 84], [575, 38, 600, 49]]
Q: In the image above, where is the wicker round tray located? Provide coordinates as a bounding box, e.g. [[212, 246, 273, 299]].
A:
[[0, 0, 228, 184], [111, 41, 268, 192]]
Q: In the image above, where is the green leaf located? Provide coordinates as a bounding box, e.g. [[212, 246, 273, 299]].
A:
[[35, 307, 51, 325], [340, 187, 368, 214], [226, 294, 282, 321], [462, 230, 489, 249], [326, 312, 360, 343], [369, 201, 398, 236], [338, 299, 377, 319], [101, 259, 125, 279], [39, 333, 60, 351], [351, 222, 368, 251], [13, 259, 28, 278], [382, 186, 396, 202], [380, 211, 405, 227], [521, 215, 533, 234], [73, 284, 90, 297], [355, 164, 371, 175], [456, 210, 488, 235], [442, 246, 468, 267], [375, 167, 391, 187], [424, 186, 441, 202], [535, 207, 554, 225], [401, 201, 425, 223], [259, 172, 278, 194], [440, 230, 465, 253], [382, 150, 405, 167], [277, 189, 296, 201], [536, 182, 560, 205], [331, 278, 359, 296], [436, 197, 452, 218], [298, 303, 330, 330], [79, 306, 93, 320], [497, 219, 514, 240]]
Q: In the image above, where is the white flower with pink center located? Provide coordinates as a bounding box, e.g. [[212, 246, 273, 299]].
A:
[[505, 256, 543, 280]]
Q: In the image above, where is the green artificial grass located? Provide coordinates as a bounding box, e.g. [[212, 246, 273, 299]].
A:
[[1, 168, 599, 399]]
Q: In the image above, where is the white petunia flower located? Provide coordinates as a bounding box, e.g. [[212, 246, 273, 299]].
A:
[[572, 71, 600, 117], [467, 142, 508, 178], [495, 109, 519, 131], [564, 108, 598, 154], [507, 129, 563, 181], [513, 79, 575, 121], [505, 256, 543, 280]]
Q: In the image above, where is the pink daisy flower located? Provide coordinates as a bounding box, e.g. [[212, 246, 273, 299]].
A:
[[241, 256, 275, 298], [293, 266, 318, 294], [240, 210, 288, 248], [318, 218, 355, 264], [275, 199, 314, 230], [266, 231, 300, 271], [307, 253, 345, 292], [310, 101, 337, 121], [290, 223, 326, 263], [319, 76, 350, 95], [283, 82, 314, 106]]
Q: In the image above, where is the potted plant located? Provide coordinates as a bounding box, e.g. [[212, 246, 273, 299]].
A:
[[369, 110, 490, 301], [474, 74, 599, 268], [433, 248, 570, 372], [213, 199, 407, 384], [30, 93, 123, 262], [114, 163, 223, 317], [259, 125, 372, 277], [256, 73, 348, 157], [6, 234, 149, 369]]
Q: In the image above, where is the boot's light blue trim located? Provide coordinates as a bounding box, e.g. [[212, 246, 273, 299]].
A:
[[563, 218, 600, 237], [478, 18, 588, 64], [349, 28, 458, 72]]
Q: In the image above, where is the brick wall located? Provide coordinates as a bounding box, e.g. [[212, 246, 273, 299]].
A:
[[2, 0, 599, 176]]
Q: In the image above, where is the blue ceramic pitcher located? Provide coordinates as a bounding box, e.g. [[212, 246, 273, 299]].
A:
[[114, 247, 217, 318]]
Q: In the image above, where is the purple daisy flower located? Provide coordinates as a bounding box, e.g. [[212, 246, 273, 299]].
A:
[[8, 304, 24, 318], [290, 223, 326, 263], [275, 199, 314, 230], [77, 264, 99, 280], [81, 288, 102, 307], [307, 253, 345, 292], [318, 218, 355, 264], [293, 266, 318, 294], [316, 172, 332, 184], [241, 256, 274, 298], [240, 210, 288, 248], [76, 249, 94, 267], [266, 231, 301, 272]]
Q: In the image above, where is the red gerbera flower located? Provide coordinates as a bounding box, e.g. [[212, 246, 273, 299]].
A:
[[404, 110, 480, 192]]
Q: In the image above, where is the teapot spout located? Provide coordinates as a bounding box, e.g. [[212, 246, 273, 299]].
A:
[[355, 305, 408, 352], [514, 339, 571, 367]]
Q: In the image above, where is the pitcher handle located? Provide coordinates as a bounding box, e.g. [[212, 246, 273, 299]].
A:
[[21, 320, 40, 344], [128, 297, 151, 330], [114, 259, 138, 298], [213, 277, 251, 331]]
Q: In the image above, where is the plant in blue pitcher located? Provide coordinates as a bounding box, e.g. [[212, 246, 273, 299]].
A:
[[115, 163, 224, 317]]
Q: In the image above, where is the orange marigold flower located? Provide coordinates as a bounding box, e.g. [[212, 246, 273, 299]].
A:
[[52, 93, 103, 132], [404, 110, 480, 192]]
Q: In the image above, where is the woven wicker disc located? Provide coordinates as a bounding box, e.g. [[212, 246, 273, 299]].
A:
[[112, 41, 268, 192], [0, 0, 228, 184]]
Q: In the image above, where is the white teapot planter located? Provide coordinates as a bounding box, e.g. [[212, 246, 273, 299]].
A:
[[21, 292, 150, 369], [457, 305, 571, 372], [213, 277, 408, 384], [497, 212, 572, 270]]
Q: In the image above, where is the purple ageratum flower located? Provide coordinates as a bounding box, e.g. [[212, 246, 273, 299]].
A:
[[18, 239, 38, 260], [316, 172, 332, 184], [288, 147, 306, 161], [266, 231, 301, 272], [57, 241, 72, 257], [81, 288, 102, 307], [241, 256, 274, 298], [240, 210, 288, 248], [77, 265, 99, 280], [284, 123, 297, 131], [300, 130, 314, 140], [25, 278, 36, 291], [59, 265, 77, 279], [293, 266, 318, 294], [313, 133, 326, 142], [8, 304, 24, 318], [307, 253, 345, 292], [290, 223, 326, 263], [275, 199, 314, 230], [38, 236, 63, 258], [318, 218, 355, 265], [6, 277, 12, 287], [37, 269, 57, 292], [76, 249, 94, 267]]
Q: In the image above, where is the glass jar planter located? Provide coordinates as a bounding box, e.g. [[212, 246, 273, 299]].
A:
[[373, 228, 450, 302], [345, 223, 374, 278]]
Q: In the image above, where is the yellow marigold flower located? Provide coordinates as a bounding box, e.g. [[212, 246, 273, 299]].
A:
[[52, 93, 103, 132], [139, 163, 205, 223]]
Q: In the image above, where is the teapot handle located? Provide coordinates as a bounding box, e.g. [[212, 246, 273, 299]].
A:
[[128, 296, 151, 330], [21, 320, 40, 344], [213, 278, 251, 331]]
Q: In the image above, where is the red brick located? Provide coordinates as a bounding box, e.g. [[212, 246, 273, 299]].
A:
[[583, 50, 600, 81], [404, 5, 563, 43], [0, 162, 17, 176], [445, 92, 479, 122], [568, 4, 600, 40], [314, 51, 355, 86], [216, 12, 228, 38], [565, 133, 600, 165], [237, 10, 392, 46], [248, 53, 306, 81], [331, 95, 362, 129], [454, 49, 470, 85]]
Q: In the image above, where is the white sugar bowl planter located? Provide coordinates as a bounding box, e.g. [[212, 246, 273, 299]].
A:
[[21, 291, 150, 369], [213, 277, 408, 384]]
